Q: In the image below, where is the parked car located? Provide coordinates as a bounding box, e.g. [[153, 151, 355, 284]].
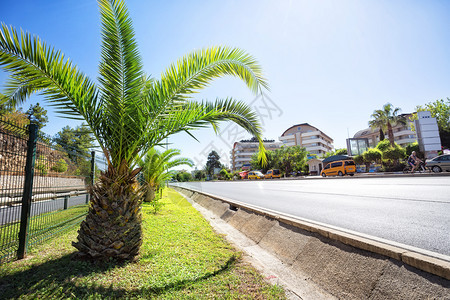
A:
[[239, 171, 249, 179], [425, 154, 450, 173], [265, 169, 281, 179], [248, 171, 264, 179], [321, 159, 356, 177]]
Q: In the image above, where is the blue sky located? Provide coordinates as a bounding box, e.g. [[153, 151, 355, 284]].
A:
[[1, 0, 450, 169]]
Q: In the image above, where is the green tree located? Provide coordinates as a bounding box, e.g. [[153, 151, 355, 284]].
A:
[[250, 149, 276, 173], [193, 170, 206, 181], [405, 142, 422, 157], [0, 108, 29, 127], [362, 148, 382, 164], [322, 148, 348, 159], [51, 158, 69, 173], [176, 171, 192, 182], [218, 168, 231, 180], [382, 145, 406, 163], [354, 154, 364, 165], [53, 124, 95, 162], [369, 103, 407, 147], [53, 124, 95, 177], [375, 139, 405, 169], [26, 102, 48, 130], [205, 151, 223, 176], [0, 0, 267, 260], [376, 139, 391, 152], [140, 148, 193, 203], [274, 146, 308, 176]]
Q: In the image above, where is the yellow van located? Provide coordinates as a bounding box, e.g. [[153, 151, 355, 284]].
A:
[[264, 169, 281, 179], [321, 159, 356, 177]]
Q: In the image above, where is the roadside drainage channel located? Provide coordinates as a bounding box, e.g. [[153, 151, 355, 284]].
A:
[[172, 186, 450, 300]]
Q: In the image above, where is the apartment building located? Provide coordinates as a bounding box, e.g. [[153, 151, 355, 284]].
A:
[[353, 113, 417, 148], [230, 137, 281, 171], [278, 123, 334, 157]]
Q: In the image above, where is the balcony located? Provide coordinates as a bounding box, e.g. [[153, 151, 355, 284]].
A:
[[279, 135, 295, 141], [301, 130, 321, 138], [235, 157, 251, 162], [396, 138, 417, 145], [394, 130, 416, 138], [304, 145, 331, 152], [301, 138, 323, 146]]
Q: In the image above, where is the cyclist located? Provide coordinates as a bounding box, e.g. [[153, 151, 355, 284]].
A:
[[408, 151, 422, 173]]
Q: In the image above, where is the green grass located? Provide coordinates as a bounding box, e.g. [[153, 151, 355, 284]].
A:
[[0, 189, 286, 299], [0, 204, 88, 263]]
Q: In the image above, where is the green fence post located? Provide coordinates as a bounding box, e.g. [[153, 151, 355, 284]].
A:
[[90, 151, 95, 186], [85, 151, 95, 204], [17, 123, 38, 260], [64, 195, 69, 210]]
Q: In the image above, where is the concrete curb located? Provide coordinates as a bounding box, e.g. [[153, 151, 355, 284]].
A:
[[173, 186, 450, 284]]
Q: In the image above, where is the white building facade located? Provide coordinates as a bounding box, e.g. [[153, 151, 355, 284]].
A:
[[278, 123, 334, 157], [230, 138, 281, 171]]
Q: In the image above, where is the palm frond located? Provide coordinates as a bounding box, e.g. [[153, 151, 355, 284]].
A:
[[146, 46, 269, 127], [0, 24, 99, 120], [96, 0, 144, 166]]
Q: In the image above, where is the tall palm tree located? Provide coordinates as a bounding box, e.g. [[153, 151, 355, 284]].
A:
[[369, 103, 406, 147], [0, 0, 268, 260], [140, 148, 193, 203]]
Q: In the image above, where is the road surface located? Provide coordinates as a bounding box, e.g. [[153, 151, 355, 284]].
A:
[[0, 194, 88, 226], [173, 176, 450, 257]]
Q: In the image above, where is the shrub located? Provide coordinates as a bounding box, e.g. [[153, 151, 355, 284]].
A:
[[376, 140, 391, 152], [35, 155, 48, 175], [219, 168, 232, 180], [354, 155, 364, 165], [362, 148, 382, 163], [51, 158, 68, 173], [405, 142, 423, 157], [382, 145, 406, 161]]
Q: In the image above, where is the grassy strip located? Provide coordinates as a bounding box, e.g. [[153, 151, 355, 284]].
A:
[[0, 205, 88, 263], [0, 188, 286, 299]]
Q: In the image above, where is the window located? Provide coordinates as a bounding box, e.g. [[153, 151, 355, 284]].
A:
[[345, 161, 355, 166], [331, 162, 342, 168]]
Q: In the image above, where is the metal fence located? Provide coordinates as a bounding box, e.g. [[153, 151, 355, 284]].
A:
[[0, 117, 98, 263]]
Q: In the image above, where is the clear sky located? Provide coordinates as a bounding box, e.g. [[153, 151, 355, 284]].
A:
[[1, 0, 450, 169]]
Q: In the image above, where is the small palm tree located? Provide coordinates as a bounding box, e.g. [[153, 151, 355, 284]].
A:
[[369, 103, 406, 147], [140, 148, 192, 203], [0, 0, 268, 260]]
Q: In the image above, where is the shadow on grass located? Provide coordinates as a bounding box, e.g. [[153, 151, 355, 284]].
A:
[[0, 253, 237, 299]]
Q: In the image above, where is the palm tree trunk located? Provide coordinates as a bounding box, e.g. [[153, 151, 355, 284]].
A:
[[144, 183, 156, 203], [72, 167, 143, 261], [379, 128, 385, 141], [387, 122, 395, 146]]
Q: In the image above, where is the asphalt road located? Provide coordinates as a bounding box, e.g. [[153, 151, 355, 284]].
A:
[[173, 176, 450, 257], [0, 194, 88, 226]]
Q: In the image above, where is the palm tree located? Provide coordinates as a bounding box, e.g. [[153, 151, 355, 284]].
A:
[[0, 0, 268, 260], [140, 148, 193, 203], [369, 103, 406, 147]]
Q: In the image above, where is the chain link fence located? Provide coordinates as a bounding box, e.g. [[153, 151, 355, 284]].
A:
[[0, 117, 97, 263]]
